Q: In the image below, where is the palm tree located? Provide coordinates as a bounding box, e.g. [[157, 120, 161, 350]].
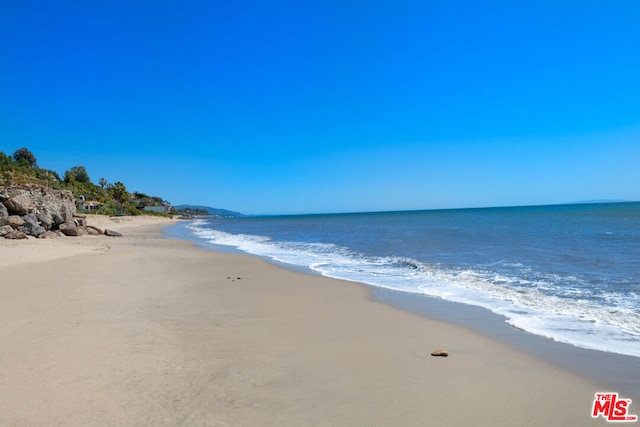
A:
[[109, 182, 130, 215]]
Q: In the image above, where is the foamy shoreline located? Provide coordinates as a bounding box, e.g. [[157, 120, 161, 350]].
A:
[[0, 217, 623, 425], [173, 219, 640, 402]]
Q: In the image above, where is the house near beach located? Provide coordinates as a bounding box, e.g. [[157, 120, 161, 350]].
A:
[[78, 195, 103, 211]]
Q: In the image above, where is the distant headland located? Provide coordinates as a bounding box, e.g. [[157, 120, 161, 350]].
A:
[[173, 205, 243, 218]]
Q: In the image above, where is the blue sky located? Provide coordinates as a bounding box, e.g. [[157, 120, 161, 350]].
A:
[[2, 1, 639, 214]]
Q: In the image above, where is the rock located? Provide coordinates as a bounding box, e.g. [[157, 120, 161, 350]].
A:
[[73, 215, 87, 227], [87, 225, 104, 235], [59, 221, 79, 236], [0, 185, 116, 239], [86, 227, 100, 236], [60, 204, 74, 223], [6, 215, 25, 228], [50, 208, 66, 228], [36, 210, 53, 230], [0, 184, 75, 224], [4, 230, 28, 240], [431, 349, 449, 357], [22, 213, 46, 237], [104, 229, 123, 237], [0, 225, 14, 236], [3, 198, 29, 215], [38, 230, 62, 239]]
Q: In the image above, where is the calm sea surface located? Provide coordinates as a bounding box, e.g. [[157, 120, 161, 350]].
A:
[[181, 202, 640, 358]]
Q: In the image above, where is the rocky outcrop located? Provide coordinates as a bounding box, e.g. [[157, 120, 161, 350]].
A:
[[0, 185, 121, 239], [0, 185, 75, 238]]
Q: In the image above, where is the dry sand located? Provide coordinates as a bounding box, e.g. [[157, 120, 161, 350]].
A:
[[0, 216, 617, 426]]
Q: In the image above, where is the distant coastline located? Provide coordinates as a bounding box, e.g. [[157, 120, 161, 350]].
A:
[[173, 204, 243, 218]]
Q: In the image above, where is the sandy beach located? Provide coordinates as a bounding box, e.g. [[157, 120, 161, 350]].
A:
[[0, 216, 622, 426]]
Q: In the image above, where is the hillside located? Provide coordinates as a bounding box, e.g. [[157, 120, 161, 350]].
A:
[[174, 205, 243, 217], [1, 148, 167, 216]]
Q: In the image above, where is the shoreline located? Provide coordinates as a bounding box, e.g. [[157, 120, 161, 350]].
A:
[[0, 218, 629, 425], [371, 287, 640, 400], [169, 220, 640, 401]]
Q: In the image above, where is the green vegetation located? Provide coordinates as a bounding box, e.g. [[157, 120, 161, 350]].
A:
[[0, 147, 172, 217], [64, 165, 91, 183]]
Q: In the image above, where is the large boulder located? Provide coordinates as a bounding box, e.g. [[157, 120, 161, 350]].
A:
[[50, 208, 66, 228], [5, 215, 25, 228], [60, 204, 74, 223], [59, 221, 79, 236], [0, 202, 7, 218], [36, 210, 53, 230], [3, 197, 30, 215], [0, 225, 14, 236], [86, 227, 100, 236], [22, 213, 46, 237], [104, 229, 123, 237], [87, 225, 104, 235]]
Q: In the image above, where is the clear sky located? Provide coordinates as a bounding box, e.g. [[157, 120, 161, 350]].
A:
[[2, 1, 639, 215]]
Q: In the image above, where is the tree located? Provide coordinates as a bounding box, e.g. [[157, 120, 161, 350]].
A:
[[64, 166, 91, 183], [109, 181, 130, 215], [12, 148, 37, 168], [99, 177, 108, 189], [0, 151, 11, 166]]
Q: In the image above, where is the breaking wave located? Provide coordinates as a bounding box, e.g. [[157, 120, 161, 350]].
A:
[[187, 219, 640, 358]]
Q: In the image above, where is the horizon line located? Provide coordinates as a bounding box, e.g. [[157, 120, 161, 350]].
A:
[[236, 199, 638, 218]]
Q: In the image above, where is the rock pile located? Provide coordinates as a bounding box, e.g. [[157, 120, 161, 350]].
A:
[[0, 185, 121, 239]]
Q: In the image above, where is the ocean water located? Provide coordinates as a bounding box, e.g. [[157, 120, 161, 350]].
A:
[[182, 202, 640, 358]]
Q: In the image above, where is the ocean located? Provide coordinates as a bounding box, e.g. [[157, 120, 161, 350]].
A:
[[176, 202, 640, 358]]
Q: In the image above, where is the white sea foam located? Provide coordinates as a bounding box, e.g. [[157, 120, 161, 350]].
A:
[[187, 222, 640, 357]]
